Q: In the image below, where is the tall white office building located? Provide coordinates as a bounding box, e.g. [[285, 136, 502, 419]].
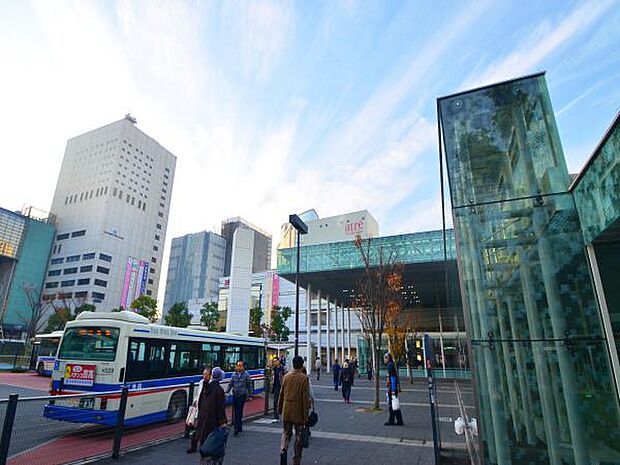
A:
[[43, 115, 176, 310]]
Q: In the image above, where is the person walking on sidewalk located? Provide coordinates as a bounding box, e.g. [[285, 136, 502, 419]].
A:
[[196, 367, 228, 465], [340, 361, 353, 403], [226, 360, 253, 435], [278, 356, 311, 465], [272, 357, 286, 421], [314, 357, 322, 381], [332, 359, 341, 391], [384, 353, 404, 426]]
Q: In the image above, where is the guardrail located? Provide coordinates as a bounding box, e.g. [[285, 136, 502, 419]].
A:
[[0, 377, 270, 465], [454, 380, 480, 465]]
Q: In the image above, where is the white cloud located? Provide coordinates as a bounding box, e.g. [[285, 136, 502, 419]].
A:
[[461, 0, 614, 90]]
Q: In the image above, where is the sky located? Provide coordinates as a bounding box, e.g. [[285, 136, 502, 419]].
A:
[[1, 0, 619, 305]]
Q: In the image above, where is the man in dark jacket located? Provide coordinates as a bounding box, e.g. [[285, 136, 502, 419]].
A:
[[226, 360, 253, 435], [384, 353, 404, 426], [332, 359, 341, 391], [272, 357, 286, 420]]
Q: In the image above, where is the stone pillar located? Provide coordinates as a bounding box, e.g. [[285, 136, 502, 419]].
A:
[[306, 284, 312, 374], [341, 304, 346, 362], [347, 307, 352, 359], [326, 297, 331, 372], [334, 303, 339, 363], [317, 290, 322, 366]]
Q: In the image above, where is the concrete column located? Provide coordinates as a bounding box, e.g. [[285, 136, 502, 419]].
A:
[[341, 304, 346, 362], [306, 284, 312, 374], [317, 290, 322, 366], [326, 297, 331, 373], [334, 303, 339, 363], [347, 307, 352, 359]]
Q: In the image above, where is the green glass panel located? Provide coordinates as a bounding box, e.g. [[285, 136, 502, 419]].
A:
[[453, 193, 603, 340], [573, 117, 620, 243], [277, 229, 455, 275], [471, 339, 620, 465], [439, 74, 569, 208]]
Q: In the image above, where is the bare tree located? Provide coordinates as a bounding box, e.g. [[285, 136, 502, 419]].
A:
[[354, 236, 404, 409]]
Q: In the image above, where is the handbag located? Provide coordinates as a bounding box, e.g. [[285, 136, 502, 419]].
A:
[[200, 426, 229, 458], [186, 405, 198, 426], [391, 395, 401, 411], [300, 426, 310, 448], [308, 410, 318, 427]]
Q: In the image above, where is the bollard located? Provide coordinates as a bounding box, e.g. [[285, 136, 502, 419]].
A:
[[112, 387, 129, 460], [263, 375, 270, 416], [185, 382, 195, 438], [0, 394, 19, 465]]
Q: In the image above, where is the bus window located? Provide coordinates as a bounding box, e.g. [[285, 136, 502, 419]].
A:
[[126, 338, 167, 381], [201, 344, 220, 368], [58, 327, 119, 362], [169, 342, 201, 376], [241, 346, 259, 370], [223, 345, 240, 372]]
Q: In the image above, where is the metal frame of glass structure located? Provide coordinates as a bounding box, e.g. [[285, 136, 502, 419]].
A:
[[439, 73, 620, 465]]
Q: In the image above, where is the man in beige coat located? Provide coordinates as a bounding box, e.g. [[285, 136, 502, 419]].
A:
[[278, 355, 311, 465]]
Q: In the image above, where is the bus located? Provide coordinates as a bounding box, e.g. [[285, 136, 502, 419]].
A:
[[44, 311, 266, 427], [33, 331, 64, 376]]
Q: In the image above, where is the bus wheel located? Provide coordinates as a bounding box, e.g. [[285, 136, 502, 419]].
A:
[[166, 391, 187, 421], [37, 362, 44, 376]]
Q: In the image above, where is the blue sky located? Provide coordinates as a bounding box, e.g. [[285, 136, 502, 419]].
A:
[[1, 0, 619, 277]]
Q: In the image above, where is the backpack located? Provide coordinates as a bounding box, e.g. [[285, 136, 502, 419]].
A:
[[200, 427, 229, 458]]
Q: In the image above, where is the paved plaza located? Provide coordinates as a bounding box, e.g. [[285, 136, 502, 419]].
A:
[[96, 376, 472, 465]]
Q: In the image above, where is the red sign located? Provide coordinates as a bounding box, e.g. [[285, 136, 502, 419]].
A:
[[64, 364, 96, 387], [345, 220, 364, 235]]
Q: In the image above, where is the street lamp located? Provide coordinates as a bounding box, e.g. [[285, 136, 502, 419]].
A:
[[289, 214, 308, 357]]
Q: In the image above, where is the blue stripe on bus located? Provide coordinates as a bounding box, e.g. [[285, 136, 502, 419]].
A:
[[51, 369, 265, 393], [132, 329, 150, 333], [43, 405, 168, 427]]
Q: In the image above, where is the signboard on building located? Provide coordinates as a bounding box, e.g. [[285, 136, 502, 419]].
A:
[[120, 257, 149, 308]]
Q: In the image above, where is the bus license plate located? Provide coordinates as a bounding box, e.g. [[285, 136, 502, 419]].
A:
[[79, 397, 95, 409]]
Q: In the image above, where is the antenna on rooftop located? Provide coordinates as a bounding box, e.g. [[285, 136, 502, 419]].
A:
[[125, 113, 137, 124]]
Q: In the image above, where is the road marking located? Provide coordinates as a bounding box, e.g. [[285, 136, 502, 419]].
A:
[[246, 425, 432, 447], [313, 398, 475, 409]]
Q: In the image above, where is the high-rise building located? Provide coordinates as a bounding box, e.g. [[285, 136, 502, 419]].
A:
[[162, 231, 226, 315], [221, 217, 272, 275], [43, 115, 176, 310], [0, 207, 55, 337]]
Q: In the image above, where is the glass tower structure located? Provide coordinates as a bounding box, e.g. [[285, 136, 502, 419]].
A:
[[438, 73, 620, 464]]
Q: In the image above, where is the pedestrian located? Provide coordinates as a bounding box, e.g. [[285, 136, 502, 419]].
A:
[[314, 357, 322, 381], [384, 353, 404, 426], [196, 367, 228, 464], [301, 366, 316, 438], [226, 360, 253, 435], [272, 356, 286, 421], [366, 359, 373, 381], [340, 361, 353, 403], [350, 358, 357, 386], [187, 368, 212, 454], [278, 355, 311, 465], [332, 359, 341, 391]]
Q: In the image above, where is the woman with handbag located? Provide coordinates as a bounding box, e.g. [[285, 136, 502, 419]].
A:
[[196, 367, 228, 465], [384, 353, 404, 426]]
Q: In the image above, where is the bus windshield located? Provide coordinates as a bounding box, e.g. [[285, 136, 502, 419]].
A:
[[58, 327, 120, 362]]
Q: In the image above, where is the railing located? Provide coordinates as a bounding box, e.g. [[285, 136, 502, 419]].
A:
[[0, 378, 270, 465], [454, 380, 480, 465]]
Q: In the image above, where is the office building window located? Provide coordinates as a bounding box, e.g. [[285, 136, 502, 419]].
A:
[[94, 279, 107, 287], [150, 268, 156, 274], [63, 267, 78, 275], [146, 290, 152, 296], [96, 266, 110, 275], [148, 279, 154, 285], [92, 292, 105, 301], [155, 234, 160, 241], [77, 278, 90, 286], [82, 252, 96, 260], [158, 211, 163, 218], [58, 292, 73, 299], [48, 270, 61, 277], [61, 280, 75, 287], [99, 253, 112, 262], [74, 291, 88, 299], [153, 245, 158, 251], [56, 233, 69, 240], [151, 257, 157, 263], [156, 224, 162, 230], [71, 230, 86, 238], [45, 282, 59, 289], [51, 258, 64, 265], [80, 265, 93, 272], [66, 255, 80, 263]]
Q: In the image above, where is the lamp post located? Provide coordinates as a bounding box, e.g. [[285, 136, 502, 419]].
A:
[[289, 214, 308, 357]]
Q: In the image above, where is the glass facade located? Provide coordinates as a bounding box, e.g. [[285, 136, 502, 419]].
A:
[[439, 74, 620, 464], [277, 229, 455, 275], [0, 208, 27, 259]]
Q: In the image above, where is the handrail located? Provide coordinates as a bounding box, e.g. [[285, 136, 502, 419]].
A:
[[454, 380, 480, 465]]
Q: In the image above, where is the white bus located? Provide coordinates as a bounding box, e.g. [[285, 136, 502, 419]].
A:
[[33, 331, 64, 376], [44, 311, 266, 427]]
